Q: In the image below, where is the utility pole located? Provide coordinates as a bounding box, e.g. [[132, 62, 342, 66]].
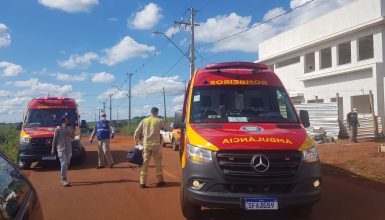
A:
[[98, 108, 101, 119], [117, 109, 119, 121], [183, 79, 187, 93], [127, 73, 133, 127], [175, 8, 199, 78], [109, 94, 112, 121], [162, 87, 167, 120]]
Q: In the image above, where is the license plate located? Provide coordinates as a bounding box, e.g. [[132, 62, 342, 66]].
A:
[[42, 156, 56, 160], [244, 198, 278, 210]]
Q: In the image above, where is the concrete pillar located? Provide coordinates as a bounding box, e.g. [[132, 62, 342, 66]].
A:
[[300, 55, 305, 74], [331, 45, 338, 68], [315, 50, 320, 71], [351, 39, 358, 64]]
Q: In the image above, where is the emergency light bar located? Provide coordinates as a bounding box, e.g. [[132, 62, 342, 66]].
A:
[[204, 62, 267, 71]]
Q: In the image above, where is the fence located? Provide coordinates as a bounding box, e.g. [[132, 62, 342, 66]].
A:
[[295, 103, 340, 138], [295, 103, 382, 139]]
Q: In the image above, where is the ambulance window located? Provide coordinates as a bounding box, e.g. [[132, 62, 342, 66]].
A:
[[190, 86, 298, 123]]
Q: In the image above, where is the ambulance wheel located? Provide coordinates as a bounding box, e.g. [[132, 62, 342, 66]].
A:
[[172, 140, 179, 151], [18, 160, 31, 170], [180, 179, 201, 219], [161, 138, 166, 148]]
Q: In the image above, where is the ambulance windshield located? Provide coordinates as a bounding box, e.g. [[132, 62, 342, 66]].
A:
[[24, 109, 78, 128], [190, 86, 299, 123]]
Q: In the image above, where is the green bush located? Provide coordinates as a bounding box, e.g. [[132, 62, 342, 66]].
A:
[[0, 124, 19, 162]]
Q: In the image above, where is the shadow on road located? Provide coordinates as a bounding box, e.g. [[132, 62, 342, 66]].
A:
[[321, 163, 385, 188], [197, 209, 305, 220], [70, 178, 138, 187], [30, 150, 130, 171]]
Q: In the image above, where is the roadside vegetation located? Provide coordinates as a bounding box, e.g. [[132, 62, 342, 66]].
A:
[[0, 124, 19, 162]]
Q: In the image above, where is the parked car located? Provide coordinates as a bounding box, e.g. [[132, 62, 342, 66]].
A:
[[160, 124, 181, 151], [0, 151, 43, 219]]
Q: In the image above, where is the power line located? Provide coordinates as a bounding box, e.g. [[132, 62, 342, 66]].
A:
[[206, 0, 318, 46]]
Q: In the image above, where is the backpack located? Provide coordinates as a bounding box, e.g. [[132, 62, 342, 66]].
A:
[[126, 148, 143, 165]]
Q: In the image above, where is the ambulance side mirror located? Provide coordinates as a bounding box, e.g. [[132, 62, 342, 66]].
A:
[[299, 110, 310, 128], [174, 110, 185, 129]]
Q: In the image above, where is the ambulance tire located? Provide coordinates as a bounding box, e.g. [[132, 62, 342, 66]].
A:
[[172, 139, 179, 151], [161, 138, 167, 148], [18, 160, 31, 170], [180, 179, 201, 219], [73, 148, 86, 165]]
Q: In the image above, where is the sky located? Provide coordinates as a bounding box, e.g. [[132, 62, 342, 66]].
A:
[[0, 0, 353, 123]]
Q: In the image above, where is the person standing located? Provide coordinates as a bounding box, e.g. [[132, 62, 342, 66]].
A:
[[90, 113, 114, 168], [347, 107, 360, 143], [134, 107, 173, 188], [51, 116, 75, 187]]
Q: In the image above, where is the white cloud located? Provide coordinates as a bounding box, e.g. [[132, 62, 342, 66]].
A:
[[196, 13, 277, 53], [38, 0, 99, 13], [92, 72, 115, 83], [0, 24, 11, 47], [0, 90, 11, 97], [56, 72, 88, 81], [108, 18, 118, 22], [164, 26, 180, 38], [172, 94, 184, 104], [14, 78, 73, 96], [59, 52, 99, 69], [97, 87, 127, 100], [128, 3, 162, 30], [100, 36, 155, 66], [132, 75, 184, 97], [0, 61, 23, 77], [98, 75, 184, 100], [0, 79, 84, 121], [195, 0, 354, 53], [263, 7, 287, 23]]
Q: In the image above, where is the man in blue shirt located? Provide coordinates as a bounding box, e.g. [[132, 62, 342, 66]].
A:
[[90, 113, 114, 168]]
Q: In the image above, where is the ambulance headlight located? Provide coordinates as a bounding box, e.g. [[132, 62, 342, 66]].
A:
[[187, 144, 212, 162], [19, 136, 31, 144], [302, 146, 319, 163]]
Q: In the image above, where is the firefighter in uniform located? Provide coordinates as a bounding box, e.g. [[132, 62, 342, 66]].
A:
[[134, 107, 173, 188], [90, 113, 115, 168], [347, 107, 360, 143]]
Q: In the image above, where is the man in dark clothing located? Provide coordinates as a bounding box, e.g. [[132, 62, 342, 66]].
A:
[[89, 113, 114, 168], [347, 107, 360, 143]]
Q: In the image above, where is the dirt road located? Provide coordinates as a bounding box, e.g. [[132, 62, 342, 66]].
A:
[[23, 135, 385, 220]]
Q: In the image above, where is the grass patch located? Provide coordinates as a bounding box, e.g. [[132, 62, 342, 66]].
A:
[[0, 124, 19, 162]]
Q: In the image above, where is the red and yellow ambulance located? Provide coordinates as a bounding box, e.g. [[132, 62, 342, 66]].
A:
[[17, 97, 86, 169], [174, 62, 321, 218]]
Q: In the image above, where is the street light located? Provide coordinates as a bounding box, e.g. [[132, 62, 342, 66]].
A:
[[153, 31, 189, 60]]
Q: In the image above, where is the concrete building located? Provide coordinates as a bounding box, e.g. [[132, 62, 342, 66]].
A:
[[258, 0, 385, 129]]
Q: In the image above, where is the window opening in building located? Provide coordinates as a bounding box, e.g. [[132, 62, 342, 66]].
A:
[[305, 52, 315, 73], [338, 42, 351, 65], [320, 47, 332, 69], [275, 57, 300, 69], [358, 35, 374, 61]]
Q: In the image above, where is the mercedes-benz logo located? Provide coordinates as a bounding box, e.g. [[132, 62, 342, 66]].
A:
[[251, 154, 270, 172], [45, 139, 51, 145]]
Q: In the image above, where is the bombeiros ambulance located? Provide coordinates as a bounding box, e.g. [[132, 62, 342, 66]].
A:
[[174, 62, 321, 218], [17, 97, 86, 169]]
